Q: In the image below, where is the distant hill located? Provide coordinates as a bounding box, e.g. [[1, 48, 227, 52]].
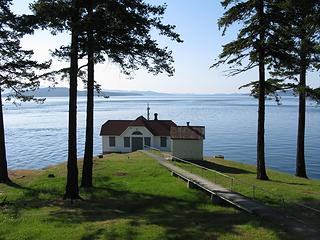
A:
[[241, 89, 297, 97], [104, 89, 171, 96], [3, 87, 148, 97], [3, 87, 250, 97], [277, 89, 297, 97]]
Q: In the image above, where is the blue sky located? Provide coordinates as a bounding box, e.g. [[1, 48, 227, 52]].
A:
[[11, 0, 319, 94]]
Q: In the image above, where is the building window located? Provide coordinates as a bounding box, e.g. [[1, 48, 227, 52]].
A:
[[144, 137, 151, 147], [132, 131, 143, 135], [109, 136, 115, 147], [160, 137, 167, 148], [124, 137, 130, 148]]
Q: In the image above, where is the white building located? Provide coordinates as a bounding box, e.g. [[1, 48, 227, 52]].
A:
[[100, 114, 176, 153], [170, 123, 205, 160], [100, 114, 205, 160]]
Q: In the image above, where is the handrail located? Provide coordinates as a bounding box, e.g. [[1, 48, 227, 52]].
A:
[[294, 203, 320, 214], [169, 153, 234, 180], [144, 146, 161, 152], [166, 152, 284, 201], [143, 146, 320, 216]]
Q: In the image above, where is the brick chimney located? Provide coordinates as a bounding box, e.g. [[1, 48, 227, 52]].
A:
[[154, 113, 158, 120]]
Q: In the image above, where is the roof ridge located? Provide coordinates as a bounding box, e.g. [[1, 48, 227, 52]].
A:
[[107, 120, 134, 121], [170, 126, 205, 140], [101, 117, 177, 136], [188, 126, 205, 139]]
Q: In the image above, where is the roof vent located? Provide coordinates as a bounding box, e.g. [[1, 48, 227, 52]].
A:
[[154, 113, 158, 120], [187, 122, 190, 126]]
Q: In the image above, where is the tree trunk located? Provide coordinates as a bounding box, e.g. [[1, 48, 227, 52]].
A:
[[295, 37, 308, 178], [81, 1, 94, 188], [256, 0, 269, 180], [64, 0, 80, 199], [0, 88, 10, 183]]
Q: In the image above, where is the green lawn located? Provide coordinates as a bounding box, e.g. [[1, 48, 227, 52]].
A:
[[0, 152, 295, 240], [168, 155, 320, 228]]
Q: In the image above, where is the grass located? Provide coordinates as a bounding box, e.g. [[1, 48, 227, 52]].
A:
[[167, 155, 320, 228], [0, 152, 296, 240]]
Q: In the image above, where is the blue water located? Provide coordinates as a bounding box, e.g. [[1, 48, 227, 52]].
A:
[[3, 95, 320, 179]]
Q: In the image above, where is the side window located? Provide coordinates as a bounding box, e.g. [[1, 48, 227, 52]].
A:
[[144, 137, 151, 147], [109, 136, 115, 147], [124, 137, 130, 148], [160, 137, 167, 148]]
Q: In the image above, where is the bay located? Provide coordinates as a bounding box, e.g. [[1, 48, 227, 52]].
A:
[[3, 94, 320, 179]]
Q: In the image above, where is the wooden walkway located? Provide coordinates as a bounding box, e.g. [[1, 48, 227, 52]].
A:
[[142, 150, 320, 240]]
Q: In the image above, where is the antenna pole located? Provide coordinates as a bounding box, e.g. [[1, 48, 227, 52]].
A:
[[147, 103, 150, 120]]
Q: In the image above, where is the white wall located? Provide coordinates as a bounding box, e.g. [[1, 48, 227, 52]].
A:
[[102, 135, 131, 153], [102, 126, 171, 153], [171, 140, 203, 160], [153, 136, 171, 152]]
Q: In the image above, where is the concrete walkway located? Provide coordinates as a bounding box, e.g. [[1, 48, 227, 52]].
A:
[[142, 150, 320, 240]]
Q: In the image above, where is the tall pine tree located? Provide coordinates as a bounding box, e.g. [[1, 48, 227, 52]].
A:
[[65, 0, 81, 199], [80, 0, 182, 187], [30, 0, 182, 192], [81, 0, 94, 188], [31, 0, 81, 198], [269, 0, 320, 178], [213, 0, 282, 180], [0, 0, 50, 183]]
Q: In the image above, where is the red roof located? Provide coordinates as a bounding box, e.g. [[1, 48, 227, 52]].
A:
[[100, 120, 132, 136], [100, 116, 177, 136], [170, 126, 205, 140]]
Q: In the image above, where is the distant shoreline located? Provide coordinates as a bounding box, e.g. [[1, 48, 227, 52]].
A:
[[3, 87, 252, 97], [3, 87, 143, 97]]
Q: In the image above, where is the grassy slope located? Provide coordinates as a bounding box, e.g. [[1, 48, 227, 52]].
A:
[[0, 152, 293, 240], [170, 156, 320, 228]]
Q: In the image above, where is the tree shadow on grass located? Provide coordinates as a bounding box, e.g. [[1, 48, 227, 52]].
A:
[[46, 186, 293, 240], [270, 180, 308, 186], [2, 180, 64, 219], [283, 197, 320, 230], [177, 159, 252, 175], [80, 229, 105, 240], [6, 181, 62, 200], [6, 181, 26, 189], [1, 175, 295, 239]]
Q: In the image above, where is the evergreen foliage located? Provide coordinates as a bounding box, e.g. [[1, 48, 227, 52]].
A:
[[80, 0, 182, 188], [30, 0, 182, 194], [0, 0, 51, 183], [268, 0, 320, 178], [213, 0, 276, 180], [214, 0, 320, 179]]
